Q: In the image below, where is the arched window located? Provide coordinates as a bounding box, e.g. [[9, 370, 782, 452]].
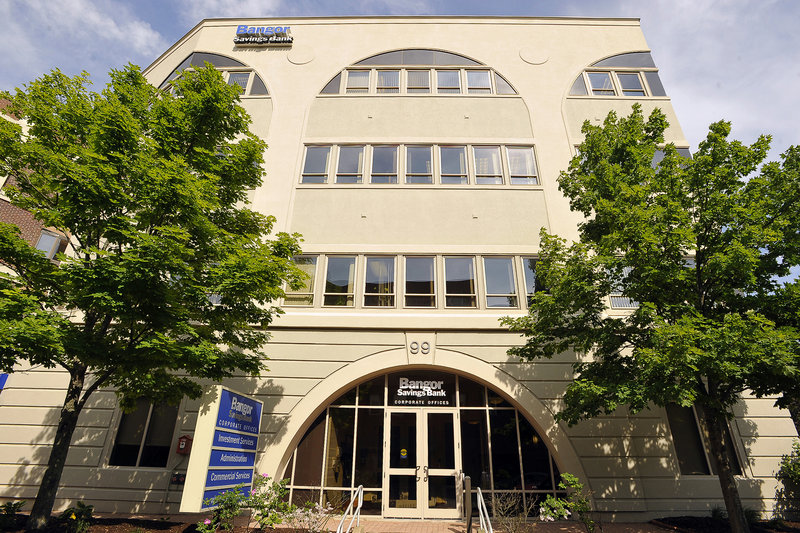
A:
[[319, 49, 517, 96], [569, 51, 666, 98], [281, 371, 562, 517], [159, 52, 269, 96]]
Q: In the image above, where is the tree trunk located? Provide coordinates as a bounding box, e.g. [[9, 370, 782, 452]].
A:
[[26, 366, 86, 531], [785, 395, 800, 437], [701, 404, 750, 533]]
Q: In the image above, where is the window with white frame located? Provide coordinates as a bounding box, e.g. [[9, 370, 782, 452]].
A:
[[35, 231, 66, 259], [406, 146, 433, 184], [445, 256, 476, 307], [405, 256, 436, 307], [324, 256, 356, 306], [346, 70, 370, 94], [507, 146, 539, 185], [483, 257, 518, 308], [440, 146, 468, 184], [320, 48, 518, 96], [364, 256, 395, 307], [521, 257, 541, 306], [284, 256, 317, 306], [370, 145, 398, 184], [473, 146, 503, 185], [568, 52, 667, 99], [300, 144, 541, 187], [336, 146, 365, 184], [301, 146, 330, 184], [109, 400, 178, 468]]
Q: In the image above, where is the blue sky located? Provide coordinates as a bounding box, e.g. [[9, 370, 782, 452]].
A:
[[1, 0, 798, 160]]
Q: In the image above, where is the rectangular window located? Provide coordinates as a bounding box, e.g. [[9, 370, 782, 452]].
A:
[[483, 257, 517, 308], [301, 146, 330, 183], [227, 72, 251, 93], [507, 147, 539, 185], [324, 256, 356, 306], [364, 256, 395, 307], [436, 70, 461, 94], [587, 72, 616, 96], [406, 146, 432, 184], [35, 232, 65, 259], [336, 146, 364, 184], [522, 257, 540, 306], [466, 70, 491, 94], [377, 70, 400, 93], [665, 404, 743, 477], [109, 399, 178, 468], [444, 256, 476, 307], [285, 256, 317, 306], [405, 256, 435, 307], [440, 146, 468, 184], [473, 146, 503, 184], [617, 73, 646, 96], [371, 145, 398, 184], [609, 266, 639, 309], [346, 70, 370, 94], [407, 70, 430, 93]]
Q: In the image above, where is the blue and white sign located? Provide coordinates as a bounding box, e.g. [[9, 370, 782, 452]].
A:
[[216, 389, 262, 435], [234, 25, 293, 46], [179, 386, 264, 512]]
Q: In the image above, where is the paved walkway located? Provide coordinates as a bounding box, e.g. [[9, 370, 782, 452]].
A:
[[354, 518, 670, 533]]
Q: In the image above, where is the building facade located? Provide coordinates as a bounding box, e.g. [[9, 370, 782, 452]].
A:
[[0, 16, 796, 520]]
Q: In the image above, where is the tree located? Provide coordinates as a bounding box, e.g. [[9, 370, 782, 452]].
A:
[[502, 105, 800, 533], [0, 65, 304, 529]]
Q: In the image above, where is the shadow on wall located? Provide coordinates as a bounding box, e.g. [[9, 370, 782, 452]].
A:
[[495, 347, 772, 516], [4, 374, 285, 514]]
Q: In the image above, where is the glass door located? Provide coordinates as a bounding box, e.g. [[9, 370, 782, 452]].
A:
[[385, 410, 421, 517], [424, 411, 461, 518], [384, 409, 462, 518]]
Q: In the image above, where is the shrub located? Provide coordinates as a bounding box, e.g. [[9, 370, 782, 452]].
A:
[[247, 474, 295, 529], [58, 501, 94, 533], [776, 440, 800, 520], [539, 473, 597, 533], [0, 500, 25, 530], [492, 492, 536, 533], [287, 501, 334, 533], [197, 485, 248, 533]]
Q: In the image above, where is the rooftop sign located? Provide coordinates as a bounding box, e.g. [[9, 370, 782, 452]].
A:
[[234, 25, 293, 46]]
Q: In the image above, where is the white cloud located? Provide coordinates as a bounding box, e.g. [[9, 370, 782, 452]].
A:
[[0, 0, 168, 90], [562, 0, 800, 157]]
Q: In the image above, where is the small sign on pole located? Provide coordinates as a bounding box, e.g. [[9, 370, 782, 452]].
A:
[[180, 386, 263, 512]]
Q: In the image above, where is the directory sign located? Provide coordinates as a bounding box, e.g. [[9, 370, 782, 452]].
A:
[[180, 386, 263, 512]]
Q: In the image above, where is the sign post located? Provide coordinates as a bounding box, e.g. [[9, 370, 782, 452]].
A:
[[180, 386, 263, 512]]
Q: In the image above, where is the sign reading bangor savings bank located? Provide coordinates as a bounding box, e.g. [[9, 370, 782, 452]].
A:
[[180, 386, 263, 512]]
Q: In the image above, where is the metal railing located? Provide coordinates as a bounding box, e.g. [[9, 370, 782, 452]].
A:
[[336, 484, 364, 533], [476, 487, 493, 533]]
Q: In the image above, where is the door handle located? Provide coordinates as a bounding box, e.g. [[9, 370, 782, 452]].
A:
[[415, 465, 420, 482], [423, 465, 428, 482]]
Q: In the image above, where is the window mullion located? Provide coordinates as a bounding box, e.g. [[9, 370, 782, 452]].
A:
[[135, 404, 155, 467]]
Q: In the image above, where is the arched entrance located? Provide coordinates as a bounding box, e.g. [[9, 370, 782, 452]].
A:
[[280, 370, 564, 519]]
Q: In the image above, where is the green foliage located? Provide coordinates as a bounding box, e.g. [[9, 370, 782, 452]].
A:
[[539, 473, 595, 533], [58, 501, 93, 533], [0, 64, 304, 524], [503, 104, 800, 532], [198, 485, 248, 532], [247, 474, 295, 529], [0, 500, 25, 529], [776, 440, 800, 519]]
